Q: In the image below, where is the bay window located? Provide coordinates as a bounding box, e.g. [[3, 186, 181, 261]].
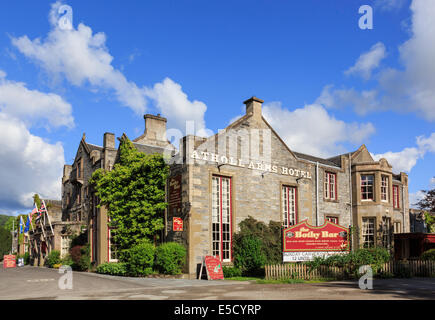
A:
[[361, 175, 374, 201]]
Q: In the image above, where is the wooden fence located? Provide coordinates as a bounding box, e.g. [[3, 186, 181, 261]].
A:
[[265, 260, 435, 280]]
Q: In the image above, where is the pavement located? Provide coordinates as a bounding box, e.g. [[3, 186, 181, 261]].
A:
[[1, 265, 435, 300]]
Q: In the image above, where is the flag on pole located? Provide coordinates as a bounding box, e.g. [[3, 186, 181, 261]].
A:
[[24, 215, 30, 233], [19, 216, 24, 234], [35, 203, 45, 222]]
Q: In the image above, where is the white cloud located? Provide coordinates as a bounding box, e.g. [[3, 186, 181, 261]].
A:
[[345, 42, 386, 80], [0, 70, 74, 128], [372, 148, 422, 173], [318, 0, 435, 121], [371, 132, 435, 173], [11, 2, 209, 134], [409, 190, 425, 208], [11, 2, 147, 115], [0, 113, 64, 210], [262, 102, 375, 158], [144, 78, 207, 135], [416, 132, 435, 153], [430, 177, 435, 186], [374, 0, 407, 11]]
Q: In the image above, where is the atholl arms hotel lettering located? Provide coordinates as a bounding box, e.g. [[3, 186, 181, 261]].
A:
[[190, 150, 312, 179]]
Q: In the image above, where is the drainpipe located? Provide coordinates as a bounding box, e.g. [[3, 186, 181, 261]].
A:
[[316, 161, 319, 226], [349, 153, 353, 250]]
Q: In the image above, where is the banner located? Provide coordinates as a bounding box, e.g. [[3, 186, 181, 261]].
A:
[[283, 220, 349, 262]]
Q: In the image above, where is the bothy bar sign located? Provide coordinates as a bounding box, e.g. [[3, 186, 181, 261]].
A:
[[283, 220, 350, 262]]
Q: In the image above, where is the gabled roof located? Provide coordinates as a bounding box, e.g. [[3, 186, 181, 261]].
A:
[[293, 152, 341, 168]]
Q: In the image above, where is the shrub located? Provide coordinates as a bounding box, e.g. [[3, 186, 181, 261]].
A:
[[233, 235, 266, 277], [123, 242, 156, 276], [155, 242, 186, 275], [46, 250, 61, 268], [235, 217, 282, 264], [306, 247, 391, 278], [60, 254, 73, 267], [96, 262, 128, 276], [222, 266, 242, 278], [70, 244, 90, 271], [421, 249, 435, 261]]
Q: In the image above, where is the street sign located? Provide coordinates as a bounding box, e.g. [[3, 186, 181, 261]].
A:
[[173, 217, 183, 231]]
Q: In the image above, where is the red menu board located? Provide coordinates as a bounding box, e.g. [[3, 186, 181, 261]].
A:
[[283, 220, 349, 252], [199, 256, 224, 280], [173, 217, 183, 231], [3, 255, 16, 268]]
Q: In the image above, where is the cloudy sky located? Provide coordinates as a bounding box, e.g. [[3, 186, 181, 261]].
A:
[[0, 0, 434, 215]]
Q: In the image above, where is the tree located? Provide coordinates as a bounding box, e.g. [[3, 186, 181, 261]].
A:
[[0, 227, 12, 258], [416, 181, 435, 233], [90, 137, 169, 252], [416, 182, 435, 213]]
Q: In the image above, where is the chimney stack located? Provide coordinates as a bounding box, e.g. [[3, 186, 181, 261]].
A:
[[144, 114, 167, 142], [244, 97, 264, 118], [103, 132, 115, 149]]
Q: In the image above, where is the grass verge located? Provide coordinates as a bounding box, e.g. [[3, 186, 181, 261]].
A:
[[225, 277, 335, 284]]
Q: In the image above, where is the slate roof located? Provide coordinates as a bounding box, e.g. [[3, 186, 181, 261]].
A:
[[293, 151, 342, 168]]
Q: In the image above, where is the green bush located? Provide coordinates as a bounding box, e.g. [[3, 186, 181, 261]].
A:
[[222, 266, 242, 278], [71, 244, 91, 271], [60, 254, 73, 267], [233, 235, 266, 277], [306, 247, 391, 278], [421, 249, 435, 261], [96, 262, 128, 276], [123, 242, 156, 276], [235, 217, 282, 264], [46, 250, 61, 268], [155, 242, 186, 275]]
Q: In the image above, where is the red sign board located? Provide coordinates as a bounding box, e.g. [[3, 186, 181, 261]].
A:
[[199, 256, 224, 280], [173, 217, 183, 231], [283, 220, 349, 252], [3, 255, 16, 268]]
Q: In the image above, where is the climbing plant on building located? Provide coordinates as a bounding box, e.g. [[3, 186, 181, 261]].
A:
[[90, 136, 169, 253]]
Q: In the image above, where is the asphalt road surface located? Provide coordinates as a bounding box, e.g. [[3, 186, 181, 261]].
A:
[[1, 265, 434, 300]]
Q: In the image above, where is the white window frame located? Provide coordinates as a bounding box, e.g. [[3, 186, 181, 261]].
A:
[[282, 186, 297, 228], [361, 175, 374, 201], [211, 176, 232, 262], [381, 176, 389, 202], [362, 218, 376, 248], [61, 235, 71, 258], [324, 172, 337, 200]]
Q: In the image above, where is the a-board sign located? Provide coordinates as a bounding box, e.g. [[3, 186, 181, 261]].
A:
[[198, 256, 224, 280], [3, 255, 16, 268], [173, 217, 183, 231], [283, 220, 349, 262]]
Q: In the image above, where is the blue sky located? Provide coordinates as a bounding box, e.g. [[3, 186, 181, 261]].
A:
[[0, 0, 434, 215]]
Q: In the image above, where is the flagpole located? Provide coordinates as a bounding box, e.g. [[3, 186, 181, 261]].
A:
[[43, 200, 54, 236]]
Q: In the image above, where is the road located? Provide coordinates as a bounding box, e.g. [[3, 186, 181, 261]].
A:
[[0, 265, 434, 300]]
